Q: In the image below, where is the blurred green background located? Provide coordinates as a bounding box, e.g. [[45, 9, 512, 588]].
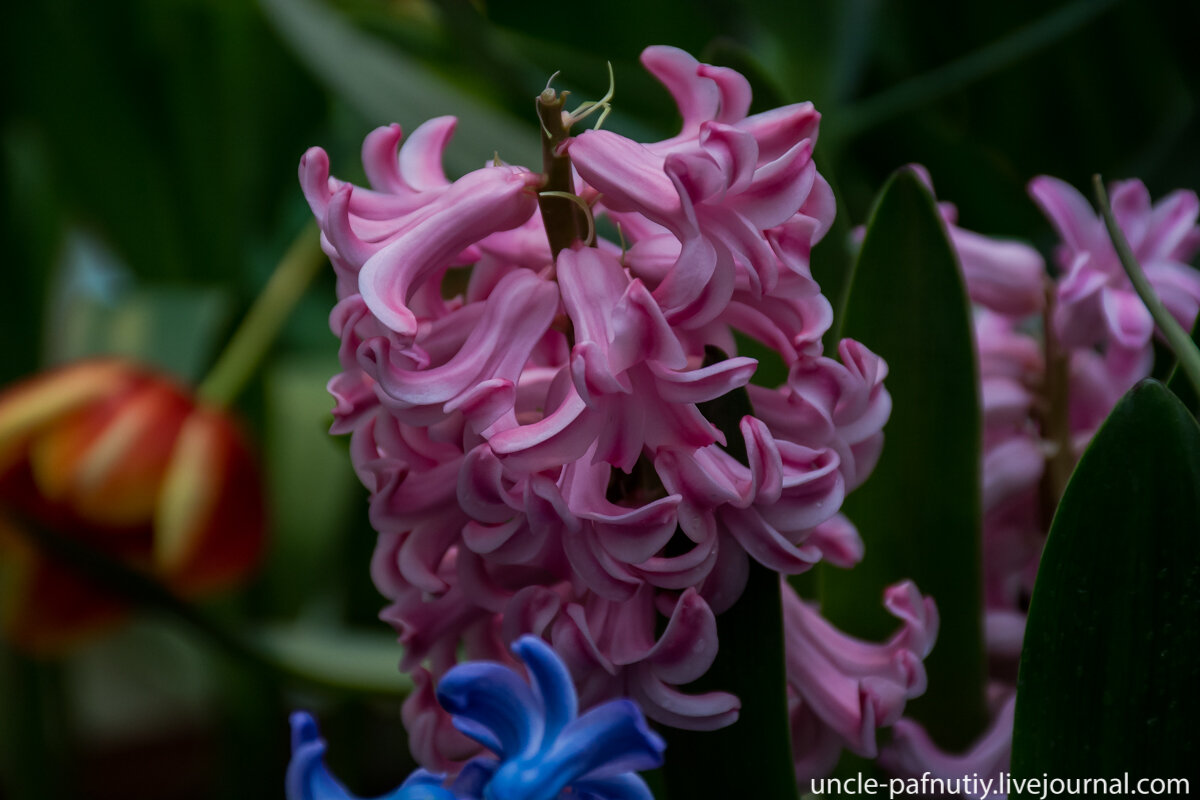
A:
[[1, 0, 1197, 797]]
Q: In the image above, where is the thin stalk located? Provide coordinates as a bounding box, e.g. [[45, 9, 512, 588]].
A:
[[536, 87, 586, 260], [1037, 284, 1074, 525], [197, 224, 324, 408], [1094, 175, 1200, 402]]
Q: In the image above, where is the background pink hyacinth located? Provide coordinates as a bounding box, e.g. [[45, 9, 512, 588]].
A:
[[877, 169, 1200, 788], [302, 45, 938, 776]]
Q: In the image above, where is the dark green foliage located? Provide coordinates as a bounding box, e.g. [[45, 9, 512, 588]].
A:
[[661, 348, 799, 800], [1011, 381, 1200, 789], [821, 168, 988, 751]]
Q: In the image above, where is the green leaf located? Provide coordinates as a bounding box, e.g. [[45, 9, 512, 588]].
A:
[[661, 562, 796, 800], [660, 348, 798, 800], [256, 624, 411, 696], [260, 0, 540, 175], [820, 167, 988, 750], [1165, 314, 1200, 414], [1011, 380, 1200, 788]]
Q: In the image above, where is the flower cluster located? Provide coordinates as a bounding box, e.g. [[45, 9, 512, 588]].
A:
[[879, 170, 1200, 783], [288, 636, 665, 800], [302, 46, 935, 777]]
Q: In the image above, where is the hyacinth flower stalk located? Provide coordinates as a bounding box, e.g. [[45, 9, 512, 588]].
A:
[[876, 170, 1200, 785], [302, 44, 938, 785], [287, 635, 665, 800], [0, 225, 324, 656]]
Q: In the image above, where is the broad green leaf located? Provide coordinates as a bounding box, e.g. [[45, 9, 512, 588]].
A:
[[260, 0, 540, 174], [661, 348, 798, 800], [820, 167, 987, 749], [1011, 380, 1200, 789], [1165, 315, 1200, 414], [661, 562, 796, 800]]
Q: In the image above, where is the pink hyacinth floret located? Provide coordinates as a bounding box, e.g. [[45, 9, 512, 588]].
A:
[[1030, 175, 1200, 387], [785, 579, 938, 783], [303, 44, 935, 778]]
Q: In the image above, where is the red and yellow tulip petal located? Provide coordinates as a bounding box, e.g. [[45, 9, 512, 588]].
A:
[[155, 407, 266, 593], [30, 377, 191, 528], [0, 360, 133, 476]]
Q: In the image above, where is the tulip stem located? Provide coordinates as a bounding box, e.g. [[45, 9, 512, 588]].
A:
[[197, 224, 324, 408], [14, 513, 409, 697], [1093, 175, 1200, 403]]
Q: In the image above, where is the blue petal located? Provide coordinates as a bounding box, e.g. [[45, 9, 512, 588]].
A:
[[287, 712, 360, 800], [512, 636, 577, 744], [543, 699, 665, 780], [436, 661, 543, 758], [397, 770, 462, 800], [571, 774, 657, 800], [448, 757, 498, 799], [286, 712, 457, 800], [482, 700, 665, 799]]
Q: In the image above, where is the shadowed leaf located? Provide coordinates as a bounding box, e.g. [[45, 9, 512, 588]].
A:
[[820, 167, 987, 750], [1011, 380, 1200, 789]]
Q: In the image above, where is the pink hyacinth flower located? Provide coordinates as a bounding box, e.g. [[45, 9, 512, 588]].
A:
[[568, 46, 834, 327], [1029, 175, 1200, 378], [303, 43, 923, 778], [880, 693, 1016, 800], [783, 580, 939, 783]]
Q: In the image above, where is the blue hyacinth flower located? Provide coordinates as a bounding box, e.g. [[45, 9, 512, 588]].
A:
[[436, 635, 665, 800], [287, 710, 461, 800], [286, 636, 665, 800]]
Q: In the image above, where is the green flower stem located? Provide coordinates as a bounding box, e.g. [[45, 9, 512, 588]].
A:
[[15, 513, 409, 697], [197, 223, 324, 408], [536, 87, 586, 260], [1093, 175, 1200, 404]]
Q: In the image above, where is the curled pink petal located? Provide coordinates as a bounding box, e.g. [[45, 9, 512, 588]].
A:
[[880, 694, 1016, 799], [359, 167, 539, 335], [783, 580, 938, 758]]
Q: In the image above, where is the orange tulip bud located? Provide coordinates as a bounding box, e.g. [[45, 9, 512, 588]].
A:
[[0, 359, 266, 654]]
